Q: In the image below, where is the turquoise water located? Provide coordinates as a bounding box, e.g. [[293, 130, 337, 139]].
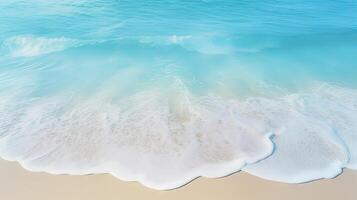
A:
[[1, 0, 357, 189]]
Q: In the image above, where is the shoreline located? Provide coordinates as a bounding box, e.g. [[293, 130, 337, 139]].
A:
[[1, 159, 357, 200]]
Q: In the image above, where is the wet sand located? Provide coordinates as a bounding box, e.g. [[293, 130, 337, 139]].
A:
[[0, 159, 356, 200]]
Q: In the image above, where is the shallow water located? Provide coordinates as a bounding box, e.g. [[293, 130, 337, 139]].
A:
[[0, 0, 357, 189]]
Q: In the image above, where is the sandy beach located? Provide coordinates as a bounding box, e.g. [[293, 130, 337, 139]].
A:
[[0, 158, 356, 200]]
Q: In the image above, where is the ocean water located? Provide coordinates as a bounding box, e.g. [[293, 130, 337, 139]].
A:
[[0, 0, 357, 189]]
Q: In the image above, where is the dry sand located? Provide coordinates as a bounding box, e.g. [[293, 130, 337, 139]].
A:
[[0, 158, 356, 200]]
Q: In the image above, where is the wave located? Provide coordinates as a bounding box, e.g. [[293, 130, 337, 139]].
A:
[[244, 85, 357, 182], [0, 73, 356, 189], [138, 34, 277, 55], [2, 36, 80, 57]]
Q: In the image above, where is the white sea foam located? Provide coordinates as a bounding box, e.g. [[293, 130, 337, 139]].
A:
[[243, 85, 357, 182], [0, 74, 357, 189], [138, 35, 235, 55], [0, 77, 274, 189], [2, 36, 79, 57]]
